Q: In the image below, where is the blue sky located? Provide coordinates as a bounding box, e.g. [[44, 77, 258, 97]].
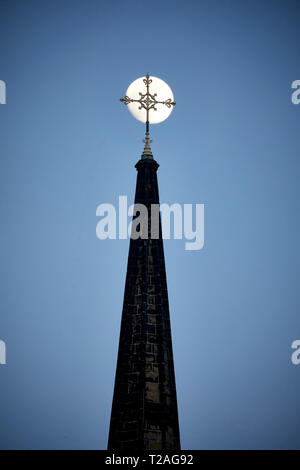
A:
[[0, 0, 299, 449]]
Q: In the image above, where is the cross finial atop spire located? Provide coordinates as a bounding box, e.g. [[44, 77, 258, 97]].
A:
[[120, 74, 176, 158]]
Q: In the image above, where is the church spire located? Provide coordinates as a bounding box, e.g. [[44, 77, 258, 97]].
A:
[[108, 76, 179, 451]]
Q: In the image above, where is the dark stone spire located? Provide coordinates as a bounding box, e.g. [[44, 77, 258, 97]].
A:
[[108, 155, 180, 451]]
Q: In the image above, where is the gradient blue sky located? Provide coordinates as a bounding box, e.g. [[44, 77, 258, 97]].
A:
[[0, 0, 299, 449]]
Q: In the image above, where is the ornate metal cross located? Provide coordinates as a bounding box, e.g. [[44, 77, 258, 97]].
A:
[[120, 74, 176, 157]]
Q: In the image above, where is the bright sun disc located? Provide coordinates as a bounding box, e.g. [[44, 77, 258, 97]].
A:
[[125, 76, 175, 124]]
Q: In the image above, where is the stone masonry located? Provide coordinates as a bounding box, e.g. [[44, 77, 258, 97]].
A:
[[108, 156, 180, 451]]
